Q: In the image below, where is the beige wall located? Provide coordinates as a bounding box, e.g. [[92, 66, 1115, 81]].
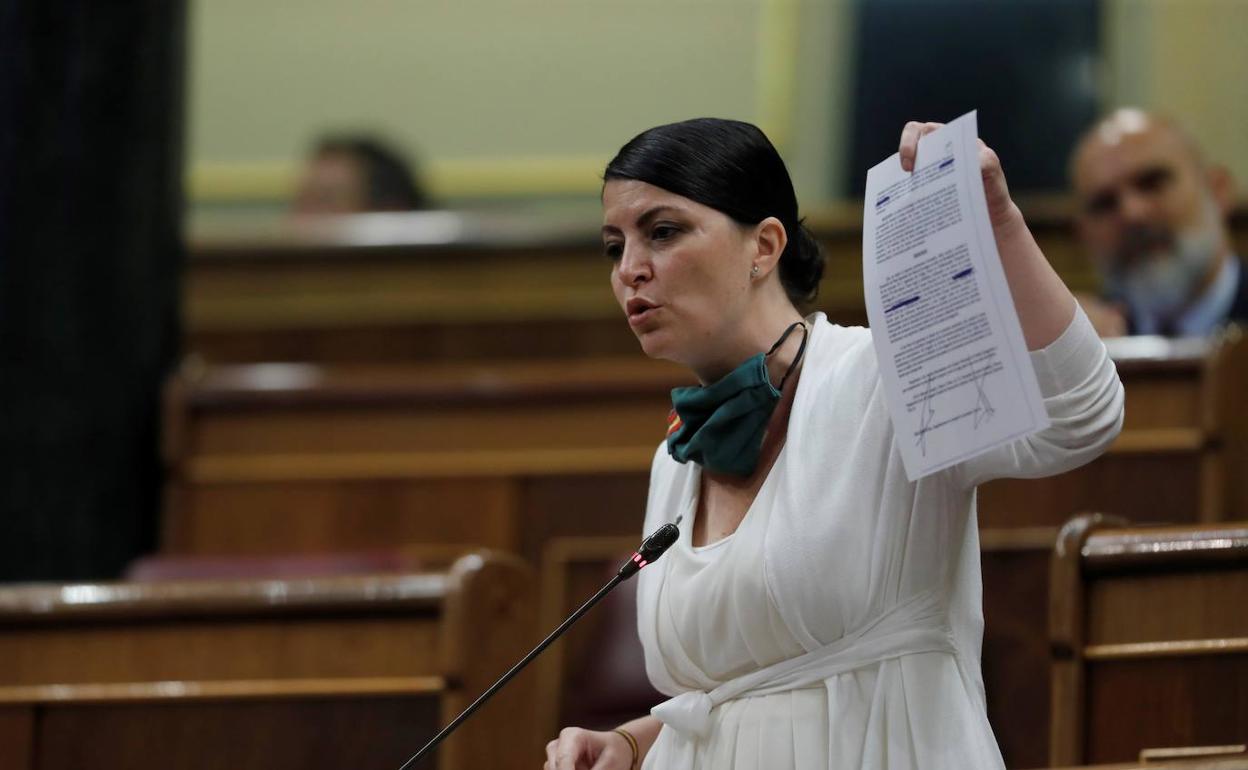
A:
[[188, 0, 1245, 207], [1103, 0, 1248, 185], [188, 0, 852, 206]]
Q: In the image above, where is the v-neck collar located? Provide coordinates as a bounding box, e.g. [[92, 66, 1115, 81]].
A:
[[678, 313, 823, 551]]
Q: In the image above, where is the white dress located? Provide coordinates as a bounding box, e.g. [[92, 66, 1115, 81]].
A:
[[636, 308, 1124, 769]]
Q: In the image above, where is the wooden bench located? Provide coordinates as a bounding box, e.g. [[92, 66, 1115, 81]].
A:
[[1049, 515, 1248, 766], [162, 329, 1248, 563], [0, 550, 537, 770], [160, 357, 685, 560], [186, 198, 1136, 364], [981, 329, 1248, 527], [183, 208, 866, 364], [977, 330, 1248, 767]]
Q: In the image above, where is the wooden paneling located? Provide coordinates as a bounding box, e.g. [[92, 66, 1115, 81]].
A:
[[1084, 658, 1248, 765], [184, 200, 1117, 364], [981, 537, 1054, 769], [7, 681, 441, 770], [0, 615, 441, 685], [163, 330, 1248, 558], [190, 317, 643, 363], [517, 474, 651, 565], [982, 332, 1248, 527], [1087, 569, 1248, 646], [166, 478, 520, 555], [162, 357, 681, 556], [1049, 517, 1248, 766], [0, 707, 33, 770], [0, 552, 539, 770], [185, 203, 1248, 366], [980, 451, 1205, 528]]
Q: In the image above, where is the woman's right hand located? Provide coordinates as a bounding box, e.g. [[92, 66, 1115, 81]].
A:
[[543, 726, 634, 770]]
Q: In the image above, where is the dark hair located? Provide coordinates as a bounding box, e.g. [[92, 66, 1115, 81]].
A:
[[315, 135, 429, 211], [603, 118, 824, 306]]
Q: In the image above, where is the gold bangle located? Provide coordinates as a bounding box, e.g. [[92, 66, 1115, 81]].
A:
[[612, 727, 639, 770]]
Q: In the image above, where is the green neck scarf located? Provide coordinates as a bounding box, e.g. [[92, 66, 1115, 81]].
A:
[[666, 321, 808, 476]]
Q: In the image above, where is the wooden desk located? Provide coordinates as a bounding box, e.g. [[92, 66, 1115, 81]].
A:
[[0, 551, 537, 770], [184, 201, 1248, 367], [1049, 517, 1248, 766], [185, 200, 1112, 364], [163, 329, 1248, 560], [981, 331, 1248, 527], [161, 357, 686, 558]]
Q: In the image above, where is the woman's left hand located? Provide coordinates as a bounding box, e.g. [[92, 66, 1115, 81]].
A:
[[897, 121, 1022, 233]]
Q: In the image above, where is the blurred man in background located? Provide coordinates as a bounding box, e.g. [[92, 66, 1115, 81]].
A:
[[1071, 108, 1245, 337], [291, 135, 429, 215]]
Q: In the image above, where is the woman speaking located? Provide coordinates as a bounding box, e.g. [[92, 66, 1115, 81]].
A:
[[544, 118, 1124, 770]]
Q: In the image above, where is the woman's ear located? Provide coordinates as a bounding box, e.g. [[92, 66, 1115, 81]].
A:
[[751, 217, 788, 278]]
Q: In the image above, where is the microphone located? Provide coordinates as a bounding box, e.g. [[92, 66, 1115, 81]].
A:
[[616, 522, 680, 579], [396, 523, 680, 770]]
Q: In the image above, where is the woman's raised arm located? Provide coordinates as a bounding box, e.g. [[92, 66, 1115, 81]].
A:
[[898, 121, 1076, 351]]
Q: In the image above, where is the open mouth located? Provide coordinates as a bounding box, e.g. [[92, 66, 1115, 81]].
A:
[[626, 298, 660, 326]]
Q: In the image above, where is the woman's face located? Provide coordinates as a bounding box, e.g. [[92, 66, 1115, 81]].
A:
[[602, 179, 756, 368]]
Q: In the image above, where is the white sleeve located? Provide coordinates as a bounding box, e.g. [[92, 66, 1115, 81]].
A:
[[951, 304, 1125, 488]]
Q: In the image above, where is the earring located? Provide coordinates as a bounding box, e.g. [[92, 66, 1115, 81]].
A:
[[751, 265, 760, 277]]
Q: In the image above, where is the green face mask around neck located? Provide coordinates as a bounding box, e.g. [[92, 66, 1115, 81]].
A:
[[665, 321, 809, 476]]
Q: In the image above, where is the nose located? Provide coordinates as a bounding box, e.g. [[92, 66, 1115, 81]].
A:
[[617, 242, 652, 287], [1117, 187, 1156, 224]]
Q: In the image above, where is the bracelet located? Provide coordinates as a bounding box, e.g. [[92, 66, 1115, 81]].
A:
[[611, 727, 639, 770]]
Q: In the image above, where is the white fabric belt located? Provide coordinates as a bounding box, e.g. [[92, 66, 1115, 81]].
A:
[[650, 589, 956, 740]]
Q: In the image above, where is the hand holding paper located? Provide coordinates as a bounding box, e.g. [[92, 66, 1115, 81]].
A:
[[863, 111, 1051, 480], [898, 119, 1018, 230]]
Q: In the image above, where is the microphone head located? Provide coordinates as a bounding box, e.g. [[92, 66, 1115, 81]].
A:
[[638, 523, 680, 562], [617, 523, 680, 580]]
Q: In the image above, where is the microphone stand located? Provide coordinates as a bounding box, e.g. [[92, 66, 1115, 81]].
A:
[[396, 523, 680, 770]]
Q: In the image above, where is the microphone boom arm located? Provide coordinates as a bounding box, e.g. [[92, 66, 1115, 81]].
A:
[[396, 523, 680, 770]]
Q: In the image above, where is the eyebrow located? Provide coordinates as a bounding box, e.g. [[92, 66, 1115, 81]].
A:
[[601, 205, 686, 236], [1130, 164, 1173, 185]]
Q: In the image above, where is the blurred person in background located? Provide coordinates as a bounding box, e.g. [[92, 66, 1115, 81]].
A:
[[1071, 108, 1245, 337], [291, 134, 429, 215]]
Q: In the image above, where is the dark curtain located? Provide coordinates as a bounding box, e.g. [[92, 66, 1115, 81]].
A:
[[0, 2, 185, 581]]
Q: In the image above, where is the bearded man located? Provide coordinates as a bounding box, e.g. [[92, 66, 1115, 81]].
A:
[[1071, 108, 1245, 337]]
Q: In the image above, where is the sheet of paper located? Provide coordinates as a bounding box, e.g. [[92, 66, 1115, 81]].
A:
[[862, 111, 1049, 481]]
